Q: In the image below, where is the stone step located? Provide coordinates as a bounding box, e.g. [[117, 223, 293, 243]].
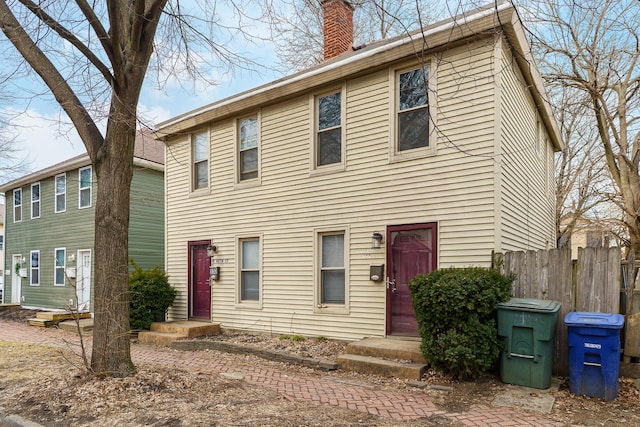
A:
[[28, 318, 54, 327], [336, 353, 427, 380], [344, 338, 426, 364], [138, 331, 189, 347], [58, 318, 94, 333], [150, 321, 220, 338]]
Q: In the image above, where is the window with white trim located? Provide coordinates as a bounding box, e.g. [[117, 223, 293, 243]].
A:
[[31, 183, 40, 219], [13, 188, 22, 222], [30, 250, 40, 286], [238, 115, 259, 181], [55, 248, 66, 286], [315, 90, 343, 167], [79, 166, 92, 208], [55, 173, 66, 212], [240, 238, 260, 302], [192, 131, 209, 190], [0, 235, 4, 250], [391, 64, 435, 159], [319, 232, 346, 305]]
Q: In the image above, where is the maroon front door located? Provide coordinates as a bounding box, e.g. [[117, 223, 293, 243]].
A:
[[387, 223, 437, 336], [190, 242, 211, 319]]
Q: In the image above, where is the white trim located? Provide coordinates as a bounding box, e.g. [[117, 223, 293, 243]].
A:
[[29, 250, 40, 286], [314, 227, 350, 315], [54, 173, 67, 213], [54, 247, 66, 286], [78, 166, 92, 209], [310, 83, 347, 175], [235, 234, 263, 309], [234, 112, 261, 187], [191, 129, 210, 192], [13, 188, 22, 223], [30, 182, 41, 219]]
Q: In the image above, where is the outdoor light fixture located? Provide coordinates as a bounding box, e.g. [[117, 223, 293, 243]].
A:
[[207, 244, 217, 257], [371, 232, 383, 249], [68, 254, 75, 262]]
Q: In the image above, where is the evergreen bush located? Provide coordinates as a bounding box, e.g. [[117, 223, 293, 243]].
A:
[[409, 267, 514, 379], [129, 262, 177, 331]]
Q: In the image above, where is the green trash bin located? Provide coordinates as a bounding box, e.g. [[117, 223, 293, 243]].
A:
[[497, 298, 561, 389]]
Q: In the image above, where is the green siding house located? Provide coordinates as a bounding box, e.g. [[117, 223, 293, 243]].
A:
[[0, 130, 164, 311]]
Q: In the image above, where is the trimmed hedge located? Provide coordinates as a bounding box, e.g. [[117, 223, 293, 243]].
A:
[[409, 267, 513, 379], [129, 262, 177, 331]]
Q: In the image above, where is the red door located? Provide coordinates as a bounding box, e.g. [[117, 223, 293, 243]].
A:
[[190, 242, 211, 319], [386, 223, 437, 336]]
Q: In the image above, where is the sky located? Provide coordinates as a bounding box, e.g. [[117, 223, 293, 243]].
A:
[[0, 3, 282, 178]]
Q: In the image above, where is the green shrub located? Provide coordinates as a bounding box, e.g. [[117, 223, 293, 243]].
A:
[[409, 267, 513, 379], [129, 262, 177, 331]]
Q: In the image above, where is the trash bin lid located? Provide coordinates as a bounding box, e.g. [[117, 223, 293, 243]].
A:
[[497, 298, 561, 313], [564, 312, 624, 328]]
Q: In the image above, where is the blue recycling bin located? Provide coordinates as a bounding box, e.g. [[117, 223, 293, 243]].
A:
[[564, 312, 624, 401]]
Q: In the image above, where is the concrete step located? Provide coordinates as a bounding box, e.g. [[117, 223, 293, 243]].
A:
[[150, 320, 220, 338], [336, 353, 427, 380], [139, 321, 221, 347], [58, 318, 94, 333], [344, 338, 426, 364], [138, 331, 189, 347], [28, 318, 54, 327]]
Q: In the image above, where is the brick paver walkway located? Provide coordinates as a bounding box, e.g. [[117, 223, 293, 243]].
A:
[[0, 320, 564, 426]]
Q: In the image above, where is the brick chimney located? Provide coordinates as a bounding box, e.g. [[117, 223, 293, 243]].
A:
[[322, 0, 354, 60]]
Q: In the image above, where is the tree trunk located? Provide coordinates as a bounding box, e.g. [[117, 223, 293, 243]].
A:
[[90, 115, 136, 377]]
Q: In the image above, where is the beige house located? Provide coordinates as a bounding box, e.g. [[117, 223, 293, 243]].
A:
[[156, 1, 563, 341]]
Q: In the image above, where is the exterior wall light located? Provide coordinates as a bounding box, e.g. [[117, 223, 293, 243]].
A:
[[207, 244, 217, 257], [371, 232, 383, 249]]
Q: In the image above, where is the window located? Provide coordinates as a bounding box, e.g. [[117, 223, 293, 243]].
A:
[[0, 235, 3, 250], [79, 167, 92, 208], [238, 115, 259, 181], [55, 174, 66, 212], [31, 183, 40, 219], [315, 91, 343, 167], [320, 232, 345, 305], [392, 65, 434, 158], [192, 131, 209, 190], [240, 238, 260, 301], [30, 250, 40, 286], [55, 248, 66, 286], [13, 188, 22, 222]]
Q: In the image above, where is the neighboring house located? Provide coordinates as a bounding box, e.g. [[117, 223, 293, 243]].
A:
[[0, 129, 165, 311], [155, 1, 563, 341], [0, 203, 4, 302], [560, 217, 614, 260]]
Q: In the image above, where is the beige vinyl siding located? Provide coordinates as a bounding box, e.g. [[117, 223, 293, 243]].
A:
[[499, 43, 556, 251], [165, 38, 503, 340]]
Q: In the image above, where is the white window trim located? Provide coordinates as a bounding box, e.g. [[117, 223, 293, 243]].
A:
[[191, 129, 210, 193], [54, 247, 66, 286], [78, 166, 92, 209], [310, 83, 347, 175], [13, 188, 22, 223], [235, 234, 263, 309], [388, 60, 437, 163], [234, 112, 261, 188], [30, 250, 40, 286], [55, 173, 67, 213], [31, 182, 41, 219], [314, 227, 350, 315]]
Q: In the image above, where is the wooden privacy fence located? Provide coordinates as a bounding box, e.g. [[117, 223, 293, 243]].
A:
[[500, 247, 622, 376]]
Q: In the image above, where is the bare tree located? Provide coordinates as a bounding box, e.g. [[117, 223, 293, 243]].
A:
[[0, 0, 265, 377], [552, 85, 608, 247], [523, 0, 640, 254], [269, 0, 442, 72], [0, 112, 29, 182]]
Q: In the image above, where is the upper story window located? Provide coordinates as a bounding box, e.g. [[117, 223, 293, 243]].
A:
[[54, 248, 66, 286], [315, 90, 343, 168], [391, 64, 435, 160], [0, 235, 4, 250], [192, 131, 209, 190], [30, 250, 40, 286], [13, 188, 22, 222], [240, 238, 260, 302], [79, 166, 92, 208], [55, 173, 66, 213], [31, 183, 40, 219], [238, 115, 259, 182]]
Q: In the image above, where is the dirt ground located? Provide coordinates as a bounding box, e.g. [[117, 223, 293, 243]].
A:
[[0, 309, 639, 426]]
